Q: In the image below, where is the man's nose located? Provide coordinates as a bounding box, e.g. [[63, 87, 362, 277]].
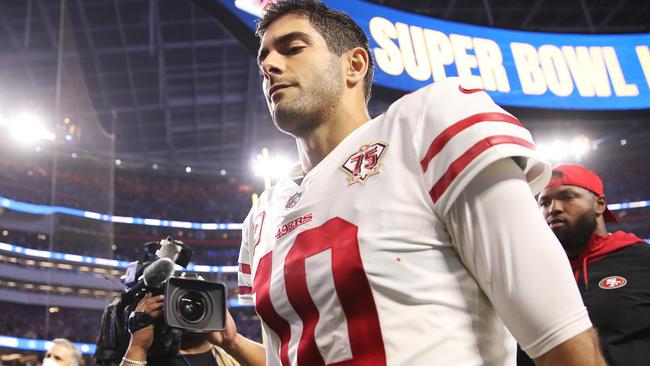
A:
[[261, 52, 283, 78], [548, 199, 564, 215]]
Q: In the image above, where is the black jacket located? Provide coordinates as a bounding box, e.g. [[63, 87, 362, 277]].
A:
[[518, 241, 650, 365], [576, 242, 650, 365]]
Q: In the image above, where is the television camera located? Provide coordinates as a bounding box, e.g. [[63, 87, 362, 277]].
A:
[[94, 237, 226, 365]]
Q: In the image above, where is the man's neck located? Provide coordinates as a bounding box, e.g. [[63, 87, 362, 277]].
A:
[[179, 340, 213, 355], [297, 105, 370, 173], [594, 223, 609, 238]]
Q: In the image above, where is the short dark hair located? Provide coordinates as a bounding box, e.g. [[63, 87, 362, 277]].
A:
[[256, 0, 374, 104]]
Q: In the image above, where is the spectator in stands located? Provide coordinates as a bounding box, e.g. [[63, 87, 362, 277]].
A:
[[519, 164, 650, 365], [43, 338, 83, 366]]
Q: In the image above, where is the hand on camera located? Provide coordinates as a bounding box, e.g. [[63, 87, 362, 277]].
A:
[[207, 309, 238, 348], [129, 292, 164, 352]]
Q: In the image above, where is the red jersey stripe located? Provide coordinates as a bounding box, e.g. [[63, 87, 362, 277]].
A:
[[238, 286, 252, 295], [429, 135, 536, 203], [420, 112, 524, 173], [254, 252, 292, 366], [239, 263, 251, 274]]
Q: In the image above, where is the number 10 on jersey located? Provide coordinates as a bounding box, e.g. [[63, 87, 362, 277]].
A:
[[253, 217, 387, 366]]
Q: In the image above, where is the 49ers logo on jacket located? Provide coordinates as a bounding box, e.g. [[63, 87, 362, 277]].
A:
[[341, 142, 388, 185], [598, 276, 627, 289]]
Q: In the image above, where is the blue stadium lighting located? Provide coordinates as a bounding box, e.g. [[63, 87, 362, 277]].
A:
[[2, 195, 648, 230], [0, 195, 243, 231], [606, 200, 649, 210], [0, 335, 95, 354], [0, 241, 238, 273]]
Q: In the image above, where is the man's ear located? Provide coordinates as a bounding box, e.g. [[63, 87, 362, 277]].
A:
[[594, 195, 607, 216], [344, 47, 369, 88]]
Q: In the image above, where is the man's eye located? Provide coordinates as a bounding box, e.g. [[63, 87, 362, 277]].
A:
[[288, 46, 304, 54]]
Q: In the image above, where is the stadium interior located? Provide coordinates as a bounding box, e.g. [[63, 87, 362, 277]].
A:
[[0, 0, 649, 364]]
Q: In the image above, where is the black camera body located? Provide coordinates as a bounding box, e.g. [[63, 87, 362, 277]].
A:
[[94, 237, 227, 365]]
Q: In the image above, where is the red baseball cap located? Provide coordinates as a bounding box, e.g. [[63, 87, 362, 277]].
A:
[[545, 164, 617, 223]]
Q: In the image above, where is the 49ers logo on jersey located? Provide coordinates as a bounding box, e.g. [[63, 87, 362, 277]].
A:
[[598, 275, 627, 289], [275, 213, 312, 239], [341, 142, 388, 185]]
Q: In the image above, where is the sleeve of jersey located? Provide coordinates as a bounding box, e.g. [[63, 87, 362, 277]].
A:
[[412, 77, 551, 216], [445, 158, 592, 359], [237, 210, 254, 306]]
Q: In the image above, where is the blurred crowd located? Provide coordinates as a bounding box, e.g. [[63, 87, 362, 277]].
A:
[[0, 155, 255, 223], [114, 172, 253, 223], [0, 301, 261, 345], [597, 163, 650, 203], [0, 302, 101, 343]]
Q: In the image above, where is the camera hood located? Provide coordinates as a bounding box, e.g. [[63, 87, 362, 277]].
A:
[[164, 277, 227, 332]]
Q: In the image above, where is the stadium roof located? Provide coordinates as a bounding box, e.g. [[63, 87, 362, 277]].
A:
[[0, 0, 648, 176]]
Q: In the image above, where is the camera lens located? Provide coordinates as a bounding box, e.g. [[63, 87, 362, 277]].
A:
[[177, 291, 206, 323]]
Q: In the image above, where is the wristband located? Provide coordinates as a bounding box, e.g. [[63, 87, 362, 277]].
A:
[[122, 356, 147, 365], [127, 311, 154, 334]]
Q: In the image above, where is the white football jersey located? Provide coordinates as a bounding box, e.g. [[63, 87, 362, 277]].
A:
[[238, 78, 555, 365]]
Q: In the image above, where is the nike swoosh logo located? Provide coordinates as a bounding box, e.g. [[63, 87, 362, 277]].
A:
[[459, 85, 484, 94]]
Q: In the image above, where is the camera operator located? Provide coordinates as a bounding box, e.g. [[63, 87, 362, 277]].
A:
[[120, 293, 265, 366]]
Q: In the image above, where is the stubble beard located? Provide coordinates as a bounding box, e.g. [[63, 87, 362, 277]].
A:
[[553, 209, 598, 258], [272, 58, 343, 138]]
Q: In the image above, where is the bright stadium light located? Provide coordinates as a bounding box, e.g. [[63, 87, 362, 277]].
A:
[[537, 140, 567, 162], [7, 112, 55, 145], [569, 135, 590, 159], [536, 135, 591, 162], [252, 150, 294, 179]]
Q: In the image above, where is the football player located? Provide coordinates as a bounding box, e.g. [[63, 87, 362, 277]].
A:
[[236, 1, 606, 365]]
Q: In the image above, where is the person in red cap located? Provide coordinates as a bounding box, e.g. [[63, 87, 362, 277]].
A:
[[534, 163, 650, 365]]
